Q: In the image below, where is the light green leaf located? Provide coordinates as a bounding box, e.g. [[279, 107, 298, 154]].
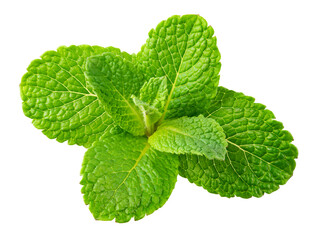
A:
[[20, 45, 123, 148], [179, 87, 298, 198], [137, 14, 221, 121], [85, 53, 146, 136], [80, 133, 179, 223], [139, 76, 168, 112], [131, 95, 162, 135], [149, 115, 227, 160]]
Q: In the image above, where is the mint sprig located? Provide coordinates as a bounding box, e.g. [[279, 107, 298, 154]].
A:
[[20, 14, 297, 223]]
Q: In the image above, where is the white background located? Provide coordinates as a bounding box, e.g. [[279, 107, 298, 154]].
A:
[[1, 0, 313, 239]]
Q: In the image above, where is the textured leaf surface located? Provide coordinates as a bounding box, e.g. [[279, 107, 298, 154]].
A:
[[137, 14, 221, 121], [179, 87, 298, 198], [149, 116, 227, 160], [81, 133, 179, 223], [139, 76, 168, 112], [85, 53, 146, 136], [20, 45, 122, 147]]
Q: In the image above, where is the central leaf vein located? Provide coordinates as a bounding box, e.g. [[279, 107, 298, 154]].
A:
[[106, 143, 150, 206]]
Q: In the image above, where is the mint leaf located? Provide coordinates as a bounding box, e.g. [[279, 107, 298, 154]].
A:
[[139, 76, 168, 112], [149, 115, 227, 160], [131, 95, 162, 135], [80, 133, 179, 223], [179, 87, 298, 198], [20, 45, 122, 147], [131, 76, 168, 135], [85, 52, 146, 136], [137, 14, 221, 121]]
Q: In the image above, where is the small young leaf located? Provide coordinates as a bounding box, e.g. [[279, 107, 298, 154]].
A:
[[137, 14, 221, 121], [149, 115, 227, 160], [81, 133, 179, 223], [179, 87, 298, 198], [20, 45, 122, 147], [131, 95, 162, 135], [85, 53, 146, 136], [139, 76, 168, 112]]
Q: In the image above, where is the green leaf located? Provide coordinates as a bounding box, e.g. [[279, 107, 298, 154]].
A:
[[137, 14, 221, 121], [139, 76, 168, 112], [85, 53, 146, 136], [131, 95, 162, 135], [20, 45, 123, 148], [179, 87, 298, 198], [80, 133, 179, 223], [149, 115, 227, 160]]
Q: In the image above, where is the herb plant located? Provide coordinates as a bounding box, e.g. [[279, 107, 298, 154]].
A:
[[20, 14, 298, 223]]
